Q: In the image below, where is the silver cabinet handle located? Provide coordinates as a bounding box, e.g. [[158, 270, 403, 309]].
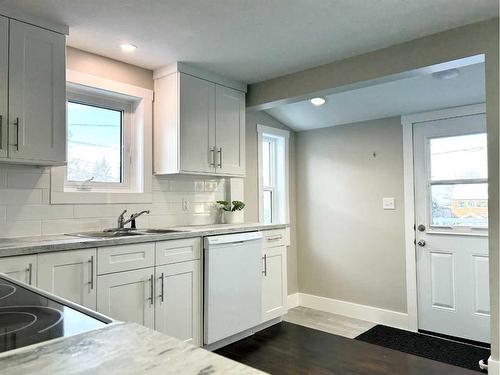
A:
[[267, 235, 282, 241], [262, 254, 267, 276], [0, 115, 3, 150], [209, 146, 215, 167], [217, 147, 222, 168], [11, 117, 19, 151], [159, 272, 165, 302], [26, 263, 32, 285], [148, 274, 154, 306], [88, 256, 94, 290]]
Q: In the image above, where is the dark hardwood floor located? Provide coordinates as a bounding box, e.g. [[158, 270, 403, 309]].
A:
[[215, 322, 478, 375]]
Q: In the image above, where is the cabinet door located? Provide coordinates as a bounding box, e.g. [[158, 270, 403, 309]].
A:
[[97, 267, 155, 329], [0, 255, 36, 285], [262, 245, 288, 322], [8, 20, 66, 164], [179, 73, 216, 173], [215, 85, 245, 176], [155, 261, 201, 345], [38, 249, 96, 310], [0, 16, 7, 159]]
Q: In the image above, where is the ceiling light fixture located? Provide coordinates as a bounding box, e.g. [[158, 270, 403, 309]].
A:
[[120, 43, 137, 52], [310, 97, 326, 106], [432, 68, 459, 80]]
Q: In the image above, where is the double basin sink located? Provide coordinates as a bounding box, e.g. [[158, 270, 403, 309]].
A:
[[71, 228, 184, 239]]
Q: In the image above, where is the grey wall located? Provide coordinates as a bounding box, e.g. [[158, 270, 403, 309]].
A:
[[296, 117, 406, 312], [245, 110, 298, 294]]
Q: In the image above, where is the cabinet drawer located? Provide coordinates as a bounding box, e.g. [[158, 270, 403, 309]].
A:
[[156, 238, 201, 266], [98, 243, 155, 275], [262, 229, 286, 248]]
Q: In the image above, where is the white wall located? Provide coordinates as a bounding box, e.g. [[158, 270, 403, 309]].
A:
[[296, 117, 406, 313], [0, 48, 226, 238]]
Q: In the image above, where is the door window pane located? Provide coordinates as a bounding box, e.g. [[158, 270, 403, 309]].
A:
[[431, 183, 488, 227], [430, 133, 487, 181], [263, 190, 273, 224], [67, 102, 123, 183]]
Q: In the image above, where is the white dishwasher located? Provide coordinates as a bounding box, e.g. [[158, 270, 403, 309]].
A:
[[204, 231, 263, 345]]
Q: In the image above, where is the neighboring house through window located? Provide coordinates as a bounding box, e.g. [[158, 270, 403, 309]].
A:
[[257, 125, 290, 224]]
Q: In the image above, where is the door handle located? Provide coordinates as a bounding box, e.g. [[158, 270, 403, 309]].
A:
[[88, 256, 94, 290], [217, 147, 222, 168], [0, 115, 3, 150], [148, 274, 154, 306], [417, 240, 426, 247], [209, 146, 215, 167], [159, 272, 165, 302], [11, 117, 19, 151], [262, 254, 267, 276], [26, 263, 32, 285]]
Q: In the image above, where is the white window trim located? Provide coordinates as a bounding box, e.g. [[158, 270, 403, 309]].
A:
[[257, 124, 290, 224], [50, 69, 153, 204]]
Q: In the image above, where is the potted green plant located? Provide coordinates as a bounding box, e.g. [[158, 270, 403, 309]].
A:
[[216, 200, 245, 224]]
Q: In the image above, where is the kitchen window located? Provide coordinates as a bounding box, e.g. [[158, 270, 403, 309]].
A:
[[66, 91, 132, 190], [258, 125, 290, 224], [50, 69, 153, 204]]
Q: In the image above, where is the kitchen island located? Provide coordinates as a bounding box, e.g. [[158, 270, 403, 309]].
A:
[[0, 322, 265, 374]]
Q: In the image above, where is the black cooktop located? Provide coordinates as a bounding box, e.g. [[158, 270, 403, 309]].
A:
[[0, 276, 108, 353]]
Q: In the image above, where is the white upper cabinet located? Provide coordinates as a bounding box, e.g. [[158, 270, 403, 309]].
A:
[[154, 63, 246, 176], [8, 20, 66, 165], [0, 16, 8, 159], [215, 85, 245, 175]]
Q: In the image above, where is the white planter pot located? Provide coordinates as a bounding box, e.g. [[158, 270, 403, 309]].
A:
[[223, 211, 242, 224]]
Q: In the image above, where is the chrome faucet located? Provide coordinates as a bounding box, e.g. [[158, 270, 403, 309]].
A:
[[116, 209, 150, 230]]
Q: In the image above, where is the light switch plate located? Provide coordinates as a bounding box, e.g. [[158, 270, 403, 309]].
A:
[[383, 197, 395, 210]]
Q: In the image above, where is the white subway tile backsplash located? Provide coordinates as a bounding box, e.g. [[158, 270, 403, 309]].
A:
[[0, 164, 226, 237]]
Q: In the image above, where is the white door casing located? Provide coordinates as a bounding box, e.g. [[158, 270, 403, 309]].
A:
[[413, 111, 489, 343]]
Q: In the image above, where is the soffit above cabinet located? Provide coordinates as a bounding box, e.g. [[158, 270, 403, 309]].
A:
[[0, 7, 68, 35], [154, 62, 247, 93]]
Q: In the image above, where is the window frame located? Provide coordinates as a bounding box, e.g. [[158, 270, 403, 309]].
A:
[[257, 124, 290, 225], [50, 69, 153, 205], [65, 89, 133, 192]]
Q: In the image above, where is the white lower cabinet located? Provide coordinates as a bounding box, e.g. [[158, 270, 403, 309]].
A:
[[0, 255, 36, 285], [262, 244, 288, 322], [96, 267, 155, 329], [155, 260, 201, 345], [38, 249, 96, 310]]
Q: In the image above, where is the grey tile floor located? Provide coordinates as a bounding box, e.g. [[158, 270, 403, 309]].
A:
[[283, 306, 376, 339]]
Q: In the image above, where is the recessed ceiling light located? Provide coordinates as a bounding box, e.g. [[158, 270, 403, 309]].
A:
[[120, 43, 137, 52], [432, 68, 459, 80], [310, 97, 326, 106]]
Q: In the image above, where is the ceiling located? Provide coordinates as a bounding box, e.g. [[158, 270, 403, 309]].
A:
[[0, 0, 497, 83], [265, 62, 485, 131]]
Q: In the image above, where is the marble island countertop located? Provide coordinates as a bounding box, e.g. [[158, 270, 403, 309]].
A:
[[0, 223, 288, 258], [0, 322, 266, 375]]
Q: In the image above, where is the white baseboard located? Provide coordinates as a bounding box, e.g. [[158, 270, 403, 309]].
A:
[[287, 293, 300, 309], [298, 293, 409, 330], [489, 356, 500, 375]]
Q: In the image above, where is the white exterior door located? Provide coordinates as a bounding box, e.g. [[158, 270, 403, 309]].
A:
[[97, 267, 154, 329], [8, 19, 66, 163], [155, 261, 201, 346], [0, 255, 36, 285], [0, 16, 7, 159], [38, 249, 97, 310], [215, 84, 245, 176], [414, 113, 489, 343], [179, 73, 216, 173]]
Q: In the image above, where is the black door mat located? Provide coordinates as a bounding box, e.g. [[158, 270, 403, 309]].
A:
[[356, 325, 490, 373]]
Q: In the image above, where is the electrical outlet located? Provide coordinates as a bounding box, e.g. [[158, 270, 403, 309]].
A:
[[383, 197, 395, 210]]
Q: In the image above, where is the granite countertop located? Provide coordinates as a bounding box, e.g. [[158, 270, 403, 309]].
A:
[[0, 223, 288, 258], [0, 322, 266, 375]]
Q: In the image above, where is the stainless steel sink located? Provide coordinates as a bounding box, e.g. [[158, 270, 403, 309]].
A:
[[68, 228, 184, 238]]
